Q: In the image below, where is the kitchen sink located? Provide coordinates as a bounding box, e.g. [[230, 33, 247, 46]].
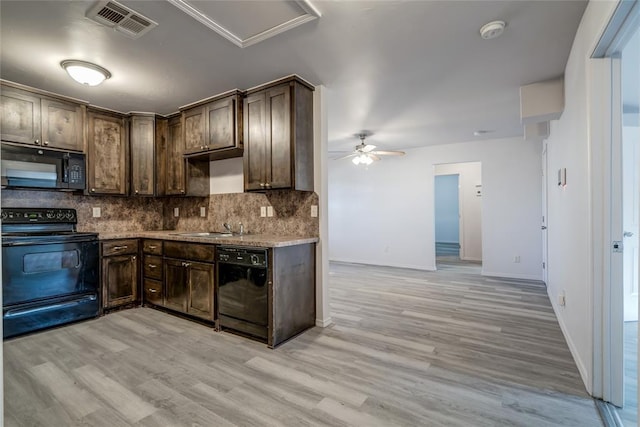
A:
[[169, 232, 234, 238]]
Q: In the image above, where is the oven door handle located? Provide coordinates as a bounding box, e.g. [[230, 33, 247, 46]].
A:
[[2, 237, 97, 247], [4, 294, 97, 318]]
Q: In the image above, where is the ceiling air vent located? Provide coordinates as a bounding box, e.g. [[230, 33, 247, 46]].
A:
[[86, 0, 158, 39]]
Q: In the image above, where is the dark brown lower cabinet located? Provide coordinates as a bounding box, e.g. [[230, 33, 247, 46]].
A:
[[163, 241, 215, 321], [101, 239, 139, 310]]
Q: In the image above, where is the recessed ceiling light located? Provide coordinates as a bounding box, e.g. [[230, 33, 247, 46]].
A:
[[60, 60, 111, 86], [479, 20, 506, 40]]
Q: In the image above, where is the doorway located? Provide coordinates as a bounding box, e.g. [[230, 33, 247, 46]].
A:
[[620, 23, 639, 424], [434, 162, 482, 268]]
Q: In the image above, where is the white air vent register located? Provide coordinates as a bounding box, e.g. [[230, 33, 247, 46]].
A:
[[86, 0, 158, 39]]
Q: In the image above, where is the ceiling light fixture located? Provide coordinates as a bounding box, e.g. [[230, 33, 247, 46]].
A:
[[479, 20, 506, 40], [352, 153, 374, 166], [60, 60, 111, 86]]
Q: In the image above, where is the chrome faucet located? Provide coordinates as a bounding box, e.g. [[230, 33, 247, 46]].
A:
[[223, 222, 232, 234], [238, 222, 244, 235]]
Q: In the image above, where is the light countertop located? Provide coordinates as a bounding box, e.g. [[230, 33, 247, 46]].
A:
[[97, 230, 318, 248]]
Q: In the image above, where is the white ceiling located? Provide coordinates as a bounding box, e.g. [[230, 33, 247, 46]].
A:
[[0, 0, 588, 152]]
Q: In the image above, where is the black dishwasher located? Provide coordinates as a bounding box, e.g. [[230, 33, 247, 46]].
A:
[[216, 246, 268, 340]]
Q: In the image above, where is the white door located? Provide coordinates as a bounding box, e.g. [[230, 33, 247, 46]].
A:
[[623, 126, 639, 321]]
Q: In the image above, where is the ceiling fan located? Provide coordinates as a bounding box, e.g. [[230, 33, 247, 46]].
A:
[[335, 132, 406, 165]]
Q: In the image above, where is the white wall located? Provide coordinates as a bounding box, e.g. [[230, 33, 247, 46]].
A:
[[434, 174, 460, 244], [329, 136, 542, 279], [435, 162, 483, 261], [543, 0, 618, 394]]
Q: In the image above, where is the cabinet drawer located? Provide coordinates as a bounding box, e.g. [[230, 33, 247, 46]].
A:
[[143, 239, 163, 255], [102, 239, 139, 257], [164, 241, 214, 263], [143, 278, 163, 305], [143, 255, 162, 280]]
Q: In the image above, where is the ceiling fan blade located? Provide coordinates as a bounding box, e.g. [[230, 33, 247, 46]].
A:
[[361, 144, 377, 152], [370, 150, 405, 156], [333, 152, 358, 160], [369, 154, 381, 161]]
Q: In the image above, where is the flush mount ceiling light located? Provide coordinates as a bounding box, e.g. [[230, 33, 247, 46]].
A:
[[479, 20, 506, 40], [60, 60, 111, 86]]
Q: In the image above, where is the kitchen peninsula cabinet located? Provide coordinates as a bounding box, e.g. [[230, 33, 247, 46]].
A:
[[243, 76, 314, 192], [181, 90, 244, 160], [87, 109, 128, 195], [163, 241, 215, 321], [101, 239, 139, 310], [1, 82, 85, 151]]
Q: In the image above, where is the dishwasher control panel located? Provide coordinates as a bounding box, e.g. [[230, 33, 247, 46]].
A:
[[216, 246, 267, 267]]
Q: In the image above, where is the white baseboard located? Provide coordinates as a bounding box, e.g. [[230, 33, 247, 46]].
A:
[[481, 270, 543, 281], [315, 317, 332, 328], [329, 258, 436, 272], [547, 291, 591, 394]]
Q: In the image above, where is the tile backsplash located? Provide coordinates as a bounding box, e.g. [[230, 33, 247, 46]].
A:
[[1, 189, 319, 237]]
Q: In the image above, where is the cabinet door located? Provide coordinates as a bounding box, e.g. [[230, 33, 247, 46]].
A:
[[182, 106, 206, 155], [102, 254, 138, 308], [1, 87, 42, 145], [87, 111, 127, 195], [207, 97, 236, 150], [187, 261, 214, 320], [130, 115, 155, 196], [164, 258, 188, 312], [40, 98, 84, 151], [266, 84, 292, 189], [243, 92, 267, 191], [166, 116, 186, 195]]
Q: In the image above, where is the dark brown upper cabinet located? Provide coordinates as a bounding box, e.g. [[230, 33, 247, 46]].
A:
[[1, 82, 85, 152], [87, 109, 128, 195], [243, 76, 314, 192], [166, 114, 186, 195], [181, 90, 244, 160], [130, 113, 167, 196]]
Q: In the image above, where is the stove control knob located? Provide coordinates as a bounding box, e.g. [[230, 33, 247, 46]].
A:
[[65, 211, 74, 220], [56, 212, 65, 219], [46, 211, 55, 219], [250, 254, 260, 265], [1, 211, 6, 220]]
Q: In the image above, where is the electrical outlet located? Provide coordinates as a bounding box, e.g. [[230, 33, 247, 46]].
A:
[[558, 292, 566, 307], [92, 207, 101, 218], [200, 207, 206, 217], [514, 255, 521, 263], [260, 207, 267, 217], [311, 205, 318, 217], [267, 206, 274, 217], [174, 207, 179, 217]]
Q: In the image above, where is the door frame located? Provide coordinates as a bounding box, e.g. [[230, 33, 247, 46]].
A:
[[591, 0, 640, 407]]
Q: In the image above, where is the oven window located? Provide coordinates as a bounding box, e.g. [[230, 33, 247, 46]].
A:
[[23, 250, 80, 273]]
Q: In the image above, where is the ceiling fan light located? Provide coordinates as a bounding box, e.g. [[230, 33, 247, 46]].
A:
[[352, 156, 361, 165], [362, 155, 373, 165], [61, 60, 111, 86]]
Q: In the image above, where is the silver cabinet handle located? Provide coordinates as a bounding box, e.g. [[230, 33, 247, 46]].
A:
[[260, 183, 266, 188], [148, 264, 157, 268], [541, 226, 547, 230], [34, 139, 40, 145], [624, 231, 634, 237], [113, 245, 128, 250], [43, 141, 49, 146], [131, 255, 137, 261], [148, 245, 157, 249], [182, 262, 191, 267], [148, 289, 158, 293]]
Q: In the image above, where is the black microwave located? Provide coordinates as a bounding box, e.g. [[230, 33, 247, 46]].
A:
[[1, 143, 86, 191]]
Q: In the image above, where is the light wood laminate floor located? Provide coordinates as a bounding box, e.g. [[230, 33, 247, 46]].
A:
[[4, 261, 602, 426]]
